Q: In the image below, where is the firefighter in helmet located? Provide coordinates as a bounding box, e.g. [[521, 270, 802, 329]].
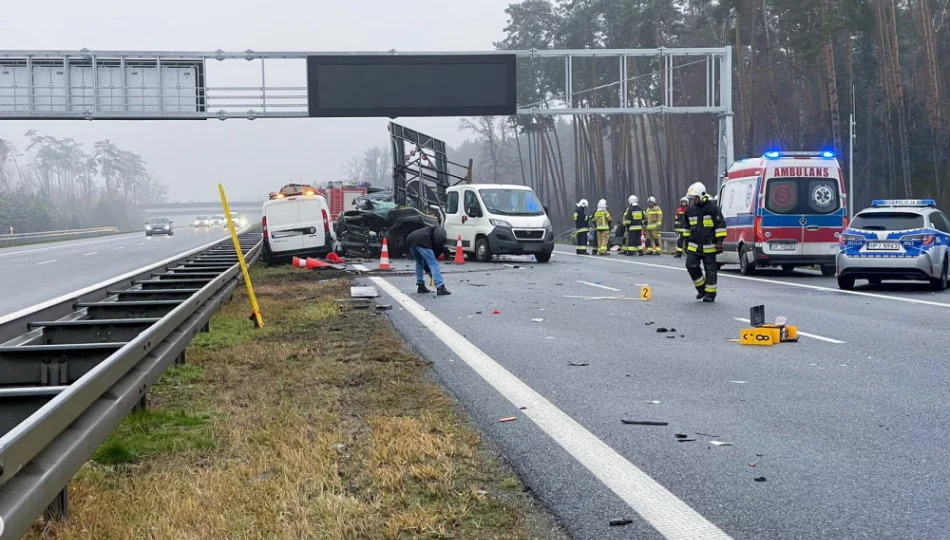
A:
[[573, 199, 590, 255], [673, 196, 689, 258], [622, 195, 645, 256], [684, 182, 727, 302], [592, 199, 612, 255], [645, 196, 664, 255]]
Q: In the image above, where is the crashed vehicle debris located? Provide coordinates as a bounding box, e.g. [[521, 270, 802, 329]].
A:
[[335, 199, 439, 258]]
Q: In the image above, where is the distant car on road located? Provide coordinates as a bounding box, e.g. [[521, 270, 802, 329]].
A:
[[145, 217, 174, 237], [211, 214, 225, 227], [193, 215, 212, 228], [837, 199, 950, 291]]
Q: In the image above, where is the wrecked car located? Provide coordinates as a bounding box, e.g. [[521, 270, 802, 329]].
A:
[[335, 199, 439, 258]]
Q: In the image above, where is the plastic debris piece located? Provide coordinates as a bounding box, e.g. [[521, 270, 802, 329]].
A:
[[656, 327, 669, 333], [754, 476, 767, 482], [695, 432, 720, 437], [375, 304, 393, 311], [774, 315, 787, 326], [756, 453, 764, 457], [499, 417, 517, 423], [670, 328, 677, 332], [645, 321, 655, 325], [667, 335, 676, 339], [675, 433, 689, 439], [728, 381, 747, 384], [726, 339, 740, 342], [519, 406, 527, 410], [492, 310, 501, 315], [620, 420, 669, 426], [609, 519, 633, 527], [476, 311, 482, 315], [709, 441, 734, 446], [645, 400, 661, 404], [567, 362, 589, 367], [531, 318, 544, 322], [749, 462, 757, 467], [677, 439, 697, 442], [350, 286, 379, 298]]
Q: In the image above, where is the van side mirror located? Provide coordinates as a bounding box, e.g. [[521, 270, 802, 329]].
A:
[[543, 205, 550, 215]]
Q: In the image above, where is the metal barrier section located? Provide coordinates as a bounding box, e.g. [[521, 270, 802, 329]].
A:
[[0, 230, 262, 539], [0, 227, 120, 247]]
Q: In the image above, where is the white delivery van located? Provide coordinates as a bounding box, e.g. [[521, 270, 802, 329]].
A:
[[442, 184, 554, 263], [261, 184, 336, 266]]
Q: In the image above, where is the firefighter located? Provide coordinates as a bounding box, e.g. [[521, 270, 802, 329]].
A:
[[573, 199, 591, 255], [645, 196, 664, 255], [592, 199, 612, 255], [621, 195, 646, 256], [673, 196, 689, 258], [684, 182, 727, 302]]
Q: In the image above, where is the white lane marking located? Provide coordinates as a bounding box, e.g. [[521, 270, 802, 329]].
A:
[[0, 234, 135, 259], [114, 246, 125, 250], [577, 280, 621, 291], [0, 226, 253, 325], [82, 252, 98, 257], [36, 259, 58, 266], [555, 250, 950, 309], [371, 276, 731, 540], [734, 317, 846, 344], [353, 264, 370, 272]]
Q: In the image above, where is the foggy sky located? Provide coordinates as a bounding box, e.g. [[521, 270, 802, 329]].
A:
[[0, 0, 511, 201]]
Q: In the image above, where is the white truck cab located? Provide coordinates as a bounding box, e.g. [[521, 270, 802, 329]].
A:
[[442, 184, 554, 263]]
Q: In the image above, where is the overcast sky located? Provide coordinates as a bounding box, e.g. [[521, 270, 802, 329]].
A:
[[0, 0, 511, 201]]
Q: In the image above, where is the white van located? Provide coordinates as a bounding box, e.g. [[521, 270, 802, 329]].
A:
[[261, 184, 336, 266], [442, 184, 554, 263]]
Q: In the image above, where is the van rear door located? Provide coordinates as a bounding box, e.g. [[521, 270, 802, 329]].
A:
[[761, 177, 806, 257], [763, 170, 843, 258], [266, 200, 306, 253], [296, 197, 328, 251]]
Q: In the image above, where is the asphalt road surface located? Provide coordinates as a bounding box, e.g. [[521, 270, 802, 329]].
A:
[[368, 250, 950, 539], [0, 226, 240, 318]]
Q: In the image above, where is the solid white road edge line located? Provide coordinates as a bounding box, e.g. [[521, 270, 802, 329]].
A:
[[577, 279, 621, 291], [554, 250, 950, 309], [370, 275, 732, 540], [734, 318, 846, 344], [0, 227, 252, 326]]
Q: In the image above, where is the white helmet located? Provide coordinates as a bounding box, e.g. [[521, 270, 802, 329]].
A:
[[577, 199, 589, 208], [680, 196, 689, 204], [647, 196, 657, 204], [597, 199, 607, 210], [686, 182, 707, 198], [628, 195, 638, 206]]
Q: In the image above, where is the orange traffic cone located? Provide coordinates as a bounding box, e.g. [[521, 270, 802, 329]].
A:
[[292, 256, 307, 269], [378, 238, 392, 270], [305, 258, 331, 269], [453, 236, 465, 264], [326, 252, 345, 264]]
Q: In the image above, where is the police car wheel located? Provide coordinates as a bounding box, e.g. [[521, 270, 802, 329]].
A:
[[930, 258, 948, 291], [837, 275, 855, 290]]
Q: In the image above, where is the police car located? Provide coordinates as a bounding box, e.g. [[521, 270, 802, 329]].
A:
[[836, 199, 950, 291]]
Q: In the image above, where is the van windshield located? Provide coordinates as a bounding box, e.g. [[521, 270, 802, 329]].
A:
[[765, 177, 840, 215], [478, 189, 544, 216], [850, 212, 924, 231]]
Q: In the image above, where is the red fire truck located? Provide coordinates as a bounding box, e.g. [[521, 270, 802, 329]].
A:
[[321, 182, 369, 221]]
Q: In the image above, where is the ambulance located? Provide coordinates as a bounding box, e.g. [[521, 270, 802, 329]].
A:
[[717, 151, 848, 276]]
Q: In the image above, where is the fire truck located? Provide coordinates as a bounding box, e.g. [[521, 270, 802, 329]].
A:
[[320, 182, 369, 221]]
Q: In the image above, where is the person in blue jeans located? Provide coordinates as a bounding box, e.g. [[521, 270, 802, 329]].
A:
[[406, 225, 451, 296]]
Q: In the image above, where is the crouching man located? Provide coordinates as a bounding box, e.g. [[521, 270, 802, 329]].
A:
[[406, 225, 451, 296]]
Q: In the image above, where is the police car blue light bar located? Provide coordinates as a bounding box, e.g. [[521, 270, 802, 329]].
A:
[[870, 199, 937, 207], [762, 151, 837, 159]]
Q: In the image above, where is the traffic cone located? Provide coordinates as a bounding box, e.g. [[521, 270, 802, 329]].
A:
[[305, 257, 331, 269], [326, 252, 346, 264], [292, 256, 307, 269], [378, 238, 392, 270], [453, 236, 465, 264]]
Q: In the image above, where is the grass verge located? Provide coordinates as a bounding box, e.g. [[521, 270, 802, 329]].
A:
[[27, 265, 566, 540]]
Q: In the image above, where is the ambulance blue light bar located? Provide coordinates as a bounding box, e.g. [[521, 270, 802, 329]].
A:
[[762, 151, 836, 159], [871, 199, 937, 208]]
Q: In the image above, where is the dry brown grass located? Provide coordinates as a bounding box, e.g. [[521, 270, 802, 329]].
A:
[[27, 265, 565, 540]]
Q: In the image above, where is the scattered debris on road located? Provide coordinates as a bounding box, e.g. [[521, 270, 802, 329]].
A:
[[656, 327, 669, 333], [728, 381, 748, 384], [675, 433, 689, 439], [678, 438, 697, 442], [695, 432, 720, 437], [531, 318, 544, 322], [375, 304, 393, 311], [709, 441, 734, 447], [492, 310, 501, 315], [350, 286, 379, 298], [609, 519, 633, 527], [499, 417, 517, 423], [620, 420, 669, 426], [567, 362, 589, 367], [645, 400, 661, 404], [754, 476, 767, 482]]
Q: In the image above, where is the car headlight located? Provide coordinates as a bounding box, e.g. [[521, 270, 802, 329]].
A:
[[145, 226, 152, 230], [490, 219, 512, 228], [542, 219, 552, 230]]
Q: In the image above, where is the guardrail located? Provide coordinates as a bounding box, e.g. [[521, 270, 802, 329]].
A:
[[0, 227, 121, 248], [0, 227, 262, 539]]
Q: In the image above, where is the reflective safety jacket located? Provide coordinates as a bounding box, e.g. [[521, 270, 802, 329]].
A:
[[573, 206, 589, 233], [645, 205, 663, 230], [622, 205, 645, 231], [674, 205, 688, 232], [685, 197, 727, 254], [593, 210, 612, 231]]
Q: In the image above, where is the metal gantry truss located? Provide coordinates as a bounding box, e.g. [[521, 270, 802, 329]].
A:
[[0, 46, 733, 178]]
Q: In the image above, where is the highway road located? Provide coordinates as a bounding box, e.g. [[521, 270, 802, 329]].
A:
[[0, 225, 249, 319], [369, 251, 950, 539]]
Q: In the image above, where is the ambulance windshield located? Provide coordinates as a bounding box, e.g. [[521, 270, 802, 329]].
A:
[[765, 177, 840, 215]]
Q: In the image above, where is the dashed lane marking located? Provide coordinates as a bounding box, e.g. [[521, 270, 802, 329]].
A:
[[577, 280, 621, 291], [371, 275, 732, 540]]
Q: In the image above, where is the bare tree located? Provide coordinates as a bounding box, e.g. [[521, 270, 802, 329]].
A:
[[343, 156, 365, 183], [362, 145, 391, 186], [458, 116, 512, 183]]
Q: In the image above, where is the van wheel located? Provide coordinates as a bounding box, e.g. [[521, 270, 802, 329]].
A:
[[837, 275, 855, 290], [535, 251, 552, 263], [930, 258, 948, 291], [475, 238, 492, 262], [820, 265, 836, 277], [781, 264, 796, 274], [739, 246, 756, 275]]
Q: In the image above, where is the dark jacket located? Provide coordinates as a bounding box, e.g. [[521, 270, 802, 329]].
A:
[[573, 206, 589, 231], [684, 197, 727, 254], [622, 205, 646, 230], [407, 225, 448, 255]]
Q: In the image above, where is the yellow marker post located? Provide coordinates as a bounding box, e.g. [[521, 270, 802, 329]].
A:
[[218, 183, 264, 329]]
